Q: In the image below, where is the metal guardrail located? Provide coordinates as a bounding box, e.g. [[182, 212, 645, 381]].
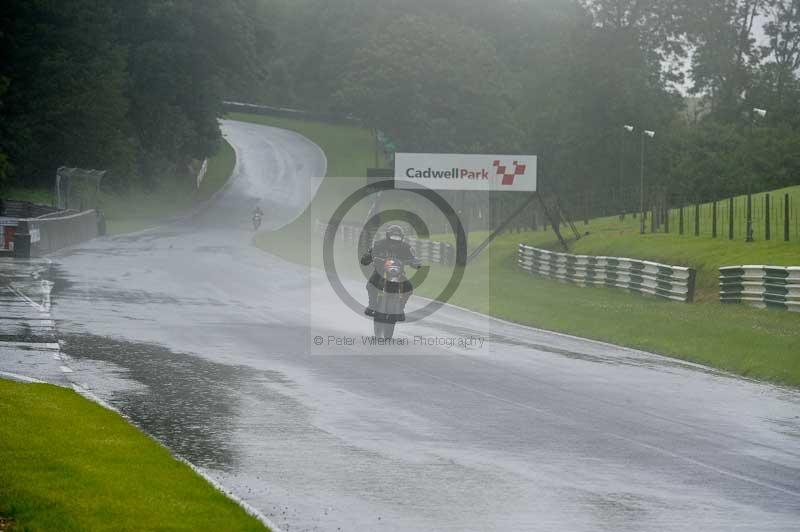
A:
[[223, 101, 357, 124], [517, 244, 696, 302], [315, 221, 455, 265], [719, 266, 800, 312]]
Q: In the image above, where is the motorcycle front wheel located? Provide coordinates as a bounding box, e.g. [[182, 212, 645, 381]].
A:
[[373, 319, 395, 340]]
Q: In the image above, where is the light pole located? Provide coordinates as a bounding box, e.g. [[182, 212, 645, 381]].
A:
[[640, 129, 655, 234], [746, 108, 767, 242], [619, 125, 635, 219]]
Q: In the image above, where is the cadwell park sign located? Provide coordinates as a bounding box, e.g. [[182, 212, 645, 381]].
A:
[[394, 153, 537, 192]]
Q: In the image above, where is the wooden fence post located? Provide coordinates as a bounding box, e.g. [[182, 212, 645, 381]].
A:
[[712, 201, 717, 238], [765, 193, 771, 241], [694, 202, 700, 236], [729, 197, 734, 240], [785, 193, 790, 242], [651, 205, 656, 232]]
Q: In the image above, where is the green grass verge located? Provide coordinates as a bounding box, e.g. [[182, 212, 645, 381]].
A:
[[102, 140, 236, 235], [421, 231, 800, 386], [225, 113, 379, 178], [3, 139, 236, 236], [248, 114, 800, 387], [2, 187, 55, 206], [518, 185, 800, 301], [276, 226, 800, 386], [224, 113, 381, 257], [0, 380, 268, 532]]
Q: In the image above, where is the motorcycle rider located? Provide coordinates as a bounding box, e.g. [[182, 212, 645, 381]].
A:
[[252, 205, 264, 227], [360, 225, 422, 320]]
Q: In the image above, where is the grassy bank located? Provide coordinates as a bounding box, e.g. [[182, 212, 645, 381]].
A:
[[225, 113, 378, 178], [102, 139, 236, 235], [419, 231, 800, 385], [3, 139, 236, 236], [2, 187, 54, 206], [224, 113, 380, 257], [0, 380, 268, 532], [519, 185, 800, 301], [247, 114, 800, 387]]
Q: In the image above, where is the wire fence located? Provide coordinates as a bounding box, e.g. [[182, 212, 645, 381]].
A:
[[655, 193, 798, 241], [558, 188, 800, 243]]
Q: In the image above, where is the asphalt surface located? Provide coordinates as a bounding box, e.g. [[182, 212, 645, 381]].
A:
[[2, 119, 799, 531]]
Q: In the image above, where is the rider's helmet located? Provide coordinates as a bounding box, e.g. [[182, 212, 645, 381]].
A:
[[386, 225, 404, 242]]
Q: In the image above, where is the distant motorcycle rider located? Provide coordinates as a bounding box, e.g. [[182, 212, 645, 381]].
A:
[[360, 225, 421, 319], [252, 205, 264, 230]]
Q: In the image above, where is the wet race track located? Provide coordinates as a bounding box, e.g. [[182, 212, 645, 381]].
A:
[[2, 120, 800, 531]]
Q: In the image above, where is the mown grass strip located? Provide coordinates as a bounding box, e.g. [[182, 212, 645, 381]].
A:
[[0, 380, 269, 532]]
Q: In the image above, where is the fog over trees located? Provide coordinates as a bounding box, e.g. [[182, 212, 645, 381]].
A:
[[1, 0, 798, 205]]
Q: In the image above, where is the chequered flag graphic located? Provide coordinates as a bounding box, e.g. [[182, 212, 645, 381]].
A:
[[493, 160, 527, 186]]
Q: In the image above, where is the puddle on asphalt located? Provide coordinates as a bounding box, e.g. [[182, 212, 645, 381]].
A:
[[60, 333, 266, 471], [425, 319, 728, 379], [424, 319, 623, 366], [581, 491, 667, 531]]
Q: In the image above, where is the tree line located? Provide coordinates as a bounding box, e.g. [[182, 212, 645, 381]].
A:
[[0, 0, 271, 192], [1, 0, 798, 208], [266, 0, 800, 210]]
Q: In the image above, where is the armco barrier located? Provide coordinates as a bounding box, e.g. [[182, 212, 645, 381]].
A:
[[315, 220, 455, 265], [719, 265, 800, 312], [223, 101, 356, 124], [517, 244, 696, 302], [14, 210, 98, 258]]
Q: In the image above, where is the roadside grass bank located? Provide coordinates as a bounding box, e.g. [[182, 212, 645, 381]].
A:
[[2, 139, 236, 236], [518, 184, 800, 301], [2, 187, 54, 206], [246, 114, 799, 386], [417, 231, 800, 386], [0, 380, 268, 532], [224, 112, 380, 259], [261, 225, 800, 386], [102, 139, 236, 235]]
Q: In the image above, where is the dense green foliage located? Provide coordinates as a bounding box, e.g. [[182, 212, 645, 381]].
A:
[[265, 0, 800, 209], [1, 0, 798, 207], [0, 0, 271, 192]]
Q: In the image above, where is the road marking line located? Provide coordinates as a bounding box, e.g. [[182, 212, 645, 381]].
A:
[[59, 366, 73, 374], [0, 371, 45, 384], [5, 285, 49, 314]]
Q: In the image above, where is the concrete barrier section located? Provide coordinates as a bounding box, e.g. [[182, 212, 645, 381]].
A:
[[517, 244, 696, 303], [720, 265, 800, 312], [14, 210, 99, 258]]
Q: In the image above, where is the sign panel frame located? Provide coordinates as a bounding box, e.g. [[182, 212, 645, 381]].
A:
[[394, 153, 537, 192]]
